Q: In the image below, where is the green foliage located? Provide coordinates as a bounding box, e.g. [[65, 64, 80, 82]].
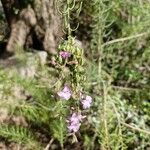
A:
[[0, 124, 40, 149], [0, 0, 150, 149], [81, 0, 150, 149], [50, 116, 67, 148], [0, 68, 68, 149], [57, 0, 82, 35]]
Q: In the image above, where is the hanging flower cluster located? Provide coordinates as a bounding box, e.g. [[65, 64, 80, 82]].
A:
[[57, 86, 92, 133], [67, 113, 86, 132]]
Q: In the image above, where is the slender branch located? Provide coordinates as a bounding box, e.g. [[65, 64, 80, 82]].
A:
[[44, 138, 54, 150], [112, 85, 150, 94], [111, 85, 140, 91], [102, 32, 148, 47], [121, 122, 150, 135]]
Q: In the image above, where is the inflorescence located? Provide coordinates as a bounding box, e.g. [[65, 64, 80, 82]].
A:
[[56, 43, 92, 133]]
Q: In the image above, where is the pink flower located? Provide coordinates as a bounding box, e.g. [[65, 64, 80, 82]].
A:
[[68, 122, 81, 133], [68, 113, 86, 133], [57, 86, 72, 100], [59, 51, 71, 59], [70, 113, 85, 124], [81, 95, 92, 109]]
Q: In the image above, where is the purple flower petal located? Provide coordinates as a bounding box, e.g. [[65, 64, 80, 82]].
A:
[[85, 96, 92, 103], [67, 113, 86, 133], [70, 113, 80, 124], [57, 86, 72, 100], [82, 100, 91, 109], [68, 123, 81, 132], [81, 95, 92, 109], [62, 86, 71, 93], [59, 51, 71, 59], [69, 113, 85, 124]]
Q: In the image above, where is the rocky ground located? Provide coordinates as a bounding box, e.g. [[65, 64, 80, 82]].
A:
[[0, 50, 47, 150]]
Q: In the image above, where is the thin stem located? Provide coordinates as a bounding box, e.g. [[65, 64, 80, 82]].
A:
[[67, 0, 71, 36], [44, 138, 54, 150], [102, 32, 148, 47], [111, 85, 140, 91], [121, 122, 150, 135], [97, 1, 103, 77], [92, 0, 110, 149]]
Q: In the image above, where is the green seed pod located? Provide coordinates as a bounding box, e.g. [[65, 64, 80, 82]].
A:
[[58, 44, 61, 50], [76, 47, 82, 56], [76, 75, 80, 82], [77, 66, 84, 73], [58, 56, 63, 63], [77, 58, 83, 65], [66, 44, 70, 51]]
